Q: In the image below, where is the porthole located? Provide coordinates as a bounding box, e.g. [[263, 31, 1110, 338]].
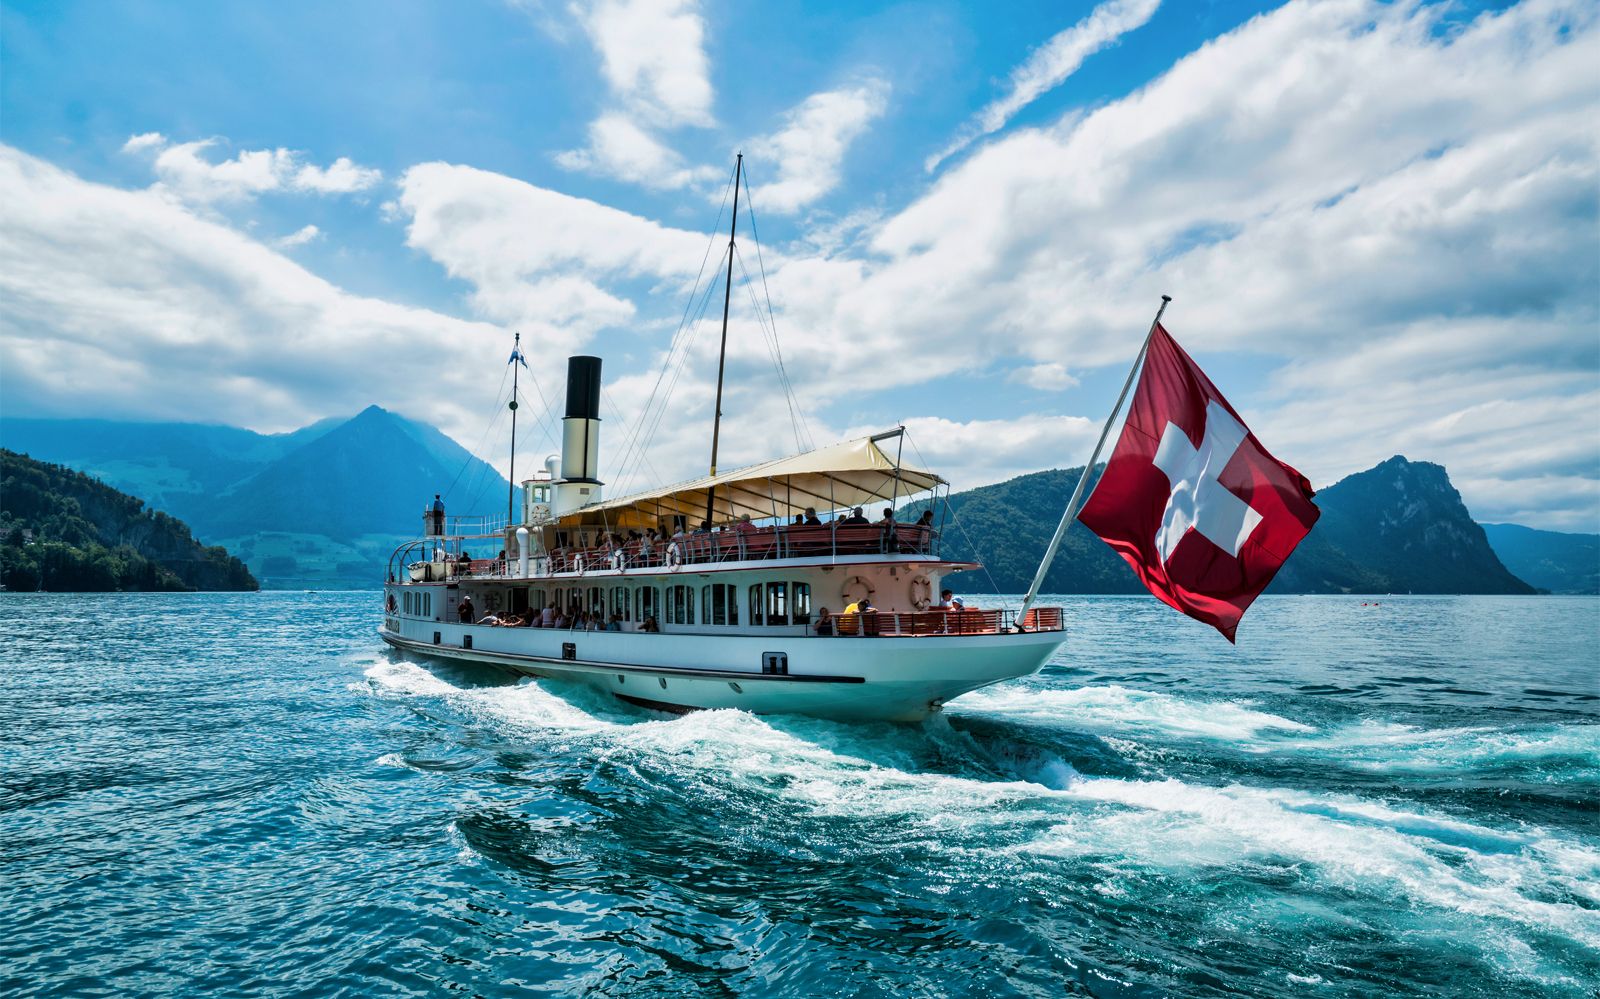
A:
[[659, 677, 668, 689], [728, 682, 742, 694]]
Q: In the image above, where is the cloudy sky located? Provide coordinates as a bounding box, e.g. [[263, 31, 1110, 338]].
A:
[[1, 0, 1595, 529]]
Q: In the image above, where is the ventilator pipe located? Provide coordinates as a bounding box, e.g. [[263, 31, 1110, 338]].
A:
[[516, 527, 530, 578]]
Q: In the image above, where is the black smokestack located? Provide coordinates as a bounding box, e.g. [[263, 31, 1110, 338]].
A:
[[564, 356, 602, 420]]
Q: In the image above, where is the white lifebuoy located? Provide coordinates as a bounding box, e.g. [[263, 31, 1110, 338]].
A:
[[574, 555, 585, 575], [609, 550, 624, 571], [909, 575, 932, 611], [665, 542, 680, 567], [841, 575, 875, 606]]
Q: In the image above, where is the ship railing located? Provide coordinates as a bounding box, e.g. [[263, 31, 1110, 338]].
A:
[[394, 523, 946, 583], [830, 607, 1064, 636], [421, 511, 508, 539], [505, 523, 941, 578]]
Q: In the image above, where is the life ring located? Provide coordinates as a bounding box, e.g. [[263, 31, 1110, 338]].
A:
[[840, 575, 875, 606], [574, 555, 585, 575], [609, 550, 624, 571], [909, 575, 932, 611], [665, 542, 680, 568]]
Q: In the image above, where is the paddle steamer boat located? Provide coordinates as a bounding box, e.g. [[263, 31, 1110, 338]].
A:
[[378, 157, 1067, 721]]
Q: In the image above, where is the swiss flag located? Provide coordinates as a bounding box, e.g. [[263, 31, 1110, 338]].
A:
[[1077, 324, 1319, 641]]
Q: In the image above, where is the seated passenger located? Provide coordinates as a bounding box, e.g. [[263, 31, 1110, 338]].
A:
[[641, 615, 660, 633], [933, 589, 955, 611], [792, 514, 805, 526], [553, 611, 568, 629], [541, 606, 555, 627], [916, 509, 934, 527], [815, 607, 834, 636], [478, 612, 501, 626], [840, 507, 868, 525], [735, 514, 756, 533], [607, 612, 623, 632], [803, 507, 822, 526], [879, 507, 896, 525]]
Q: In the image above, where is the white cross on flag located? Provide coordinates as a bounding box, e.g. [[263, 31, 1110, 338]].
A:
[[1077, 324, 1320, 641]]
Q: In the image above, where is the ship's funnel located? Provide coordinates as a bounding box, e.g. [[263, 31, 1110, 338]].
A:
[[554, 356, 603, 516]]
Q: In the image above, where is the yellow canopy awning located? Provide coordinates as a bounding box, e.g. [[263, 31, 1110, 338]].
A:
[[561, 431, 942, 529]]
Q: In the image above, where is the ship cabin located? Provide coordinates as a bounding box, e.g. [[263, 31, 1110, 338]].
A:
[[386, 439, 1062, 642]]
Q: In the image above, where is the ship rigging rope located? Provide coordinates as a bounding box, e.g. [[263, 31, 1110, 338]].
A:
[[737, 166, 815, 452], [607, 166, 735, 495], [439, 360, 513, 507], [734, 245, 810, 454], [904, 429, 1012, 609], [611, 247, 726, 496]]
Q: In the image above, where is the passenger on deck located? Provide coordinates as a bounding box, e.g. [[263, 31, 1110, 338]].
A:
[[735, 514, 756, 533], [916, 509, 934, 528], [694, 520, 711, 535], [803, 507, 822, 526], [478, 612, 501, 626], [607, 612, 623, 632], [933, 589, 954, 611], [792, 514, 805, 526], [840, 507, 868, 525], [553, 610, 568, 629], [879, 508, 896, 525], [457, 595, 475, 622], [430, 494, 445, 535], [541, 605, 555, 627], [641, 615, 660, 633], [815, 607, 834, 636]]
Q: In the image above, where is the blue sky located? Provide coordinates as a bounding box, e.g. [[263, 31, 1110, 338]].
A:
[[1, 0, 1595, 529]]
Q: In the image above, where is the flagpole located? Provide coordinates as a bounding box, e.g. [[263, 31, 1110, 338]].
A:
[[507, 331, 521, 531], [1017, 295, 1171, 623]]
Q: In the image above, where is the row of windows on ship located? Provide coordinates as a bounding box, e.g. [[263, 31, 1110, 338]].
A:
[[401, 581, 815, 626]]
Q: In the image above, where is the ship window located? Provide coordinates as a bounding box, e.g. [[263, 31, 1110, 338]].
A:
[[588, 586, 605, 614], [791, 582, 810, 624], [424, 593, 431, 618], [404, 592, 413, 615], [532, 589, 547, 611], [611, 587, 629, 621], [667, 585, 695, 625], [702, 583, 738, 626], [636, 586, 659, 622], [748, 585, 764, 626], [765, 581, 789, 626]]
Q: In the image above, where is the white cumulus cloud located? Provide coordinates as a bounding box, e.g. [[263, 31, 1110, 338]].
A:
[[747, 80, 890, 214], [926, 0, 1160, 172], [122, 133, 382, 205]]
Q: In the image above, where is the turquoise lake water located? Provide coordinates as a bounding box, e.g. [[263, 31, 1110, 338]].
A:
[[1, 592, 1596, 997]]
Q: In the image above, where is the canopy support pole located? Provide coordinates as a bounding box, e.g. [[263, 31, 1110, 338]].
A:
[[1018, 296, 1171, 623]]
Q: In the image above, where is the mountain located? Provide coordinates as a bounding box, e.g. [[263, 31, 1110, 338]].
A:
[[1271, 456, 1534, 594], [929, 455, 1536, 595], [0, 450, 256, 591], [1480, 523, 1599, 595], [204, 405, 509, 539], [0, 408, 509, 589]]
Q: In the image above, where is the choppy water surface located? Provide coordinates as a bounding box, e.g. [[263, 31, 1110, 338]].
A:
[[2, 593, 1596, 997]]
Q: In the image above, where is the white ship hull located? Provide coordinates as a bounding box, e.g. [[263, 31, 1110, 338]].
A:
[[379, 620, 1064, 722]]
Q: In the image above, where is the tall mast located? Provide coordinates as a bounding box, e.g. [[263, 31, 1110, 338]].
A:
[[507, 331, 521, 530], [704, 152, 742, 527]]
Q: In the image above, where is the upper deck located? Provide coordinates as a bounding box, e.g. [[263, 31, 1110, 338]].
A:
[[390, 520, 959, 584]]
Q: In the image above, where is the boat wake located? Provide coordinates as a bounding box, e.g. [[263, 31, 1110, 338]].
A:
[[356, 655, 1600, 990]]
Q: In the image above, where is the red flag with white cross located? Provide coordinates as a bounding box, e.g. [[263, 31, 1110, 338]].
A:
[[1076, 324, 1319, 641]]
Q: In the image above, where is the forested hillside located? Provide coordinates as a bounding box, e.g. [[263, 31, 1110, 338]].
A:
[[918, 455, 1535, 596], [0, 450, 257, 592]]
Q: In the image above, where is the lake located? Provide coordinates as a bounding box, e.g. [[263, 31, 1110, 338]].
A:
[[1, 592, 1596, 997]]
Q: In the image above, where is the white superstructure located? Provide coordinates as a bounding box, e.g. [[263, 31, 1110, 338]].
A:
[[379, 355, 1067, 722]]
